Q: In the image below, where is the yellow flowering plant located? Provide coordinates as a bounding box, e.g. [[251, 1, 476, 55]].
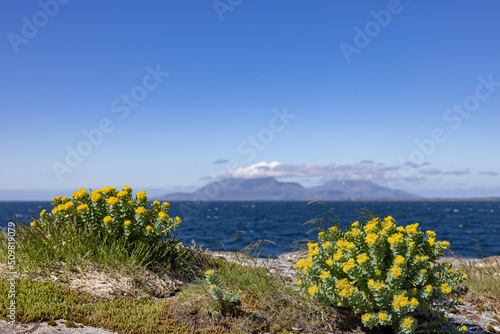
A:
[[34, 187, 182, 245], [296, 209, 468, 334], [205, 269, 242, 312]]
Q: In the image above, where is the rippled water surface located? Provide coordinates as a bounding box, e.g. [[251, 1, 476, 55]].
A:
[[1, 201, 499, 258]]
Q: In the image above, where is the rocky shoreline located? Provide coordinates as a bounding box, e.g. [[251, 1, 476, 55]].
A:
[[1, 252, 499, 334]]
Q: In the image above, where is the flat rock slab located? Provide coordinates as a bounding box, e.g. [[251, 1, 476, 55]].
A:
[[0, 319, 116, 334]]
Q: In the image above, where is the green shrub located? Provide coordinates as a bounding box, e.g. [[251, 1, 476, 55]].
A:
[[296, 211, 468, 334]]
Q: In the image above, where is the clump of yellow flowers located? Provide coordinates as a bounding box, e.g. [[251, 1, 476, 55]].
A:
[[296, 213, 468, 334], [33, 186, 182, 244]]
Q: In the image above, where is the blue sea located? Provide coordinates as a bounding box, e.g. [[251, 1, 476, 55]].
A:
[[1, 201, 499, 258]]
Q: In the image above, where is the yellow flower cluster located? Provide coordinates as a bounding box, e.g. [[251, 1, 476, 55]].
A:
[[378, 312, 388, 321], [393, 295, 418, 310], [357, 253, 368, 264], [91, 192, 102, 201], [350, 228, 361, 237], [322, 241, 331, 249], [307, 242, 320, 256], [136, 191, 147, 200], [175, 217, 182, 224], [441, 283, 452, 294], [405, 223, 419, 234], [437, 240, 450, 248], [319, 270, 330, 279], [105, 187, 117, 193], [365, 233, 378, 244], [117, 191, 128, 197], [402, 317, 413, 329], [72, 188, 87, 200], [77, 204, 88, 211], [391, 265, 402, 277], [295, 257, 313, 273], [393, 295, 410, 310], [135, 207, 147, 215], [336, 278, 356, 298], [394, 255, 405, 265], [159, 212, 169, 219], [381, 216, 394, 229], [387, 233, 404, 245], [308, 284, 318, 295], [57, 201, 74, 211], [364, 220, 378, 233], [368, 279, 386, 290], [342, 259, 356, 272], [108, 197, 119, 205], [336, 239, 355, 249], [103, 216, 112, 223]]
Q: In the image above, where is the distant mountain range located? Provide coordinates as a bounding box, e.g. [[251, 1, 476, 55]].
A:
[[156, 177, 418, 201]]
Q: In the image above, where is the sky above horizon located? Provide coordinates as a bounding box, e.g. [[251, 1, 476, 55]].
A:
[[1, 0, 500, 200]]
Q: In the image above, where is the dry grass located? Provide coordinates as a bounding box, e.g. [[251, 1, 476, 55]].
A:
[[458, 259, 500, 314]]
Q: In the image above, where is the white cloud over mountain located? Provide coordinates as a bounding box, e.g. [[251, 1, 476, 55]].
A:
[[224, 161, 491, 189], [227, 161, 402, 184]]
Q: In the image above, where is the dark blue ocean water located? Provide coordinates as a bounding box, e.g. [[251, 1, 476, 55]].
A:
[[1, 201, 499, 258]]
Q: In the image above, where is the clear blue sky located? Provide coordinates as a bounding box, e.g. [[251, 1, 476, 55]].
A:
[[1, 0, 500, 199]]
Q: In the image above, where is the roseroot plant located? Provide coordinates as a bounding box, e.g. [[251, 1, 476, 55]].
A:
[[205, 269, 242, 311], [30, 186, 182, 245], [295, 211, 469, 334]]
